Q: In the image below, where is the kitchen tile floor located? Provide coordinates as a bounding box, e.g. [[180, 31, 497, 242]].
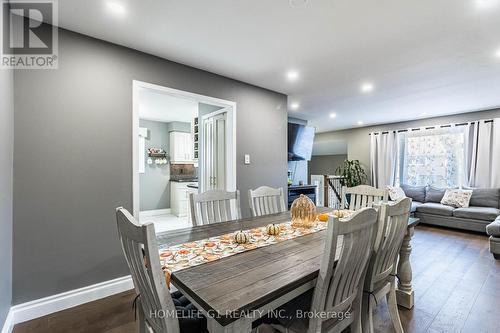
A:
[[139, 212, 191, 233]]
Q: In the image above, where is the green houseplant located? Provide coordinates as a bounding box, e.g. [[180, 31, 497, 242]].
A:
[[335, 159, 367, 188]]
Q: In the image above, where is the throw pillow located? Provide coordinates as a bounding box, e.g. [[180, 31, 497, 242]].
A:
[[441, 189, 473, 208], [387, 186, 406, 201]]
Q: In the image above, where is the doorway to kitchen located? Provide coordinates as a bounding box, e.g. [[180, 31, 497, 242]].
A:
[[132, 80, 236, 232]]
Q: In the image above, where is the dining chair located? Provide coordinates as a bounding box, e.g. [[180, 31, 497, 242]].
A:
[[341, 185, 389, 211], [115, 207, 207, 333], [268, 207, 379, 333], [361, 197, 412, 333], [189, 189, 241, 226], [248, 186, 286, 217]]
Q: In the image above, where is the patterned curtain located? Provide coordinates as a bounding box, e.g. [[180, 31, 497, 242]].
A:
[[400, 127, 465, 188]]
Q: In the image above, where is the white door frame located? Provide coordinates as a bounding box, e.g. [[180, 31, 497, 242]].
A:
[[132, 80, 237, 219]]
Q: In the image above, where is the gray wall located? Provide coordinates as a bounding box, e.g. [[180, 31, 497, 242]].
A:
[[0, 68, 14, 324], [13, 29, 287, 304], [287, 117, 309, 185], [315, 108, 500, 183], [308, 154, 347, 180], [139, 119, 171, 211]]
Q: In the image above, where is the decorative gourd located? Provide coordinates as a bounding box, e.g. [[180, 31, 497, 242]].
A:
[[234, 230, 250, 244], [333, 210, 350, 218], [317, 213, 329, 222], [291, 194, 317, 228], [266, 224, 281, 236]]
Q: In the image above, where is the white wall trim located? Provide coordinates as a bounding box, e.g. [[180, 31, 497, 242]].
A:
[[8, 275, 133, 328], [139, 208, 171, 218], [1, 308, 14, 333]]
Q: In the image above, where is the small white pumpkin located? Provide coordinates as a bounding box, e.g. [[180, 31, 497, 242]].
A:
[[234, 230, 249, 244], [266, 224, 281, 236]]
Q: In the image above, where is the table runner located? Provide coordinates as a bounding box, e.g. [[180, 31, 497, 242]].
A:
[[158, 211, 352, 285]]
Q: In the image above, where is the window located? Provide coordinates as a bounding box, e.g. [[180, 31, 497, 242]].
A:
[[398, 127, 466, 187]]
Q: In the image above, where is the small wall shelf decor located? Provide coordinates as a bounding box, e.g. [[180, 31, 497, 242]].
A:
[[147, 148, 168, 165]]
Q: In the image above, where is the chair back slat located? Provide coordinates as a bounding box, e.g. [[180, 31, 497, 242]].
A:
[[308, 208, 378, 331], [115, 208, 180, 333], [189, 190, 241, 225], [341, 185, 389, 211], [248, 186, 286, 217], [365, 198, 412, 291]]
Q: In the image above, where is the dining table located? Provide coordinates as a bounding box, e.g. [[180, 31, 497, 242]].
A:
[[156, 208, 419, 333]]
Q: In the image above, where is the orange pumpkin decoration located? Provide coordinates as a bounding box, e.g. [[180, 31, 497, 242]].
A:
[[317, 213, 329, 222], [291, 194, 317, 228]]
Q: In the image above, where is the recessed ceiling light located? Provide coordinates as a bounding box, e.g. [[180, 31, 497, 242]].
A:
[[360, 82, 375, 93], [329, 113, 337, 119], [495, 48, 500, 59], [475, 0, 499, 9], [290, 102, 300, 110], [106, 1, 126, 16], [357, 121, 364, 126], [286, 70, 299, 82]]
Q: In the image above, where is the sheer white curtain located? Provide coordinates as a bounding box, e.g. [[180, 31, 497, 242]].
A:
[[370, 131, 398, 188], [466, 119, 500, 188]]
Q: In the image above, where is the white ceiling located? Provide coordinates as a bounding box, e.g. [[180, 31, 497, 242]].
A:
[[56, 0, 500, 132], [138, 88, 198, 123]]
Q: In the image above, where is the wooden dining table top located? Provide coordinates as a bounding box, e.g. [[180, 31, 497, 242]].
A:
[[155, 208, 416, 326], [155, 207, 334, 326]]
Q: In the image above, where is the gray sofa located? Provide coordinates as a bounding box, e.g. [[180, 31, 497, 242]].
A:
[[400, 185, 500, 258], [401, 185, 500, 233], [486, 217, 500, 259]]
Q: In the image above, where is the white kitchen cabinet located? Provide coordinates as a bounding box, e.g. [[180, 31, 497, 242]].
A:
[[170, 181, 198, 217], [170, 131, 194, 164]]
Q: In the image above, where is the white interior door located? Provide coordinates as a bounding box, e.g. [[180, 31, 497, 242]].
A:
[[202, 111, 227, 191]]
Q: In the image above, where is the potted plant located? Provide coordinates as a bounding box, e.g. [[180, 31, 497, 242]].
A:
[[335, 159, 368, 204]]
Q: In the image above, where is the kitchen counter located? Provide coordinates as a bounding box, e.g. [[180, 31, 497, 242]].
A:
[[170, 178, 198, 183]]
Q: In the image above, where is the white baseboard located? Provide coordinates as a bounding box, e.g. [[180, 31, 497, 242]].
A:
[[1, 308, 13, 333], [139, 208, 171, 218], [9, 275, 133, 328]]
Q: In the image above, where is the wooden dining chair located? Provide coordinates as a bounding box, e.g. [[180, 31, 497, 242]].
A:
[[248, 186, 286, 217], [189, 189, 241, 226], [115, 207, 207, 333], [268, 207, 379, 333], [361, 197, 412, 333], [341, 185, 389, 211]]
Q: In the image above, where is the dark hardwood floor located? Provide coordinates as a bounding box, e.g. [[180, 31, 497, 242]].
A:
[[13, 225, 500, 333]]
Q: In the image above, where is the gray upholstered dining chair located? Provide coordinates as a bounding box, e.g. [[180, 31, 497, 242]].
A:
[[115, 207, 207, 333], [361, 197, 412, 333], [189, 189, 241, 226], [341, 185, 389, 210], [268, 207, 379, 333], [248, 186, 286, 217]]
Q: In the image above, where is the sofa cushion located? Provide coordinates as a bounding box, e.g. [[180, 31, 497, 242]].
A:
[[411, 201, 423, 213], [486, 218, 500, 237], [401, 184, 426, 203], [441, 189, 473, 208], [453, 206, 500, 221], [467, 188, 500, 209], [416, 202, 455, 216], [425, 186, 447, 203]]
